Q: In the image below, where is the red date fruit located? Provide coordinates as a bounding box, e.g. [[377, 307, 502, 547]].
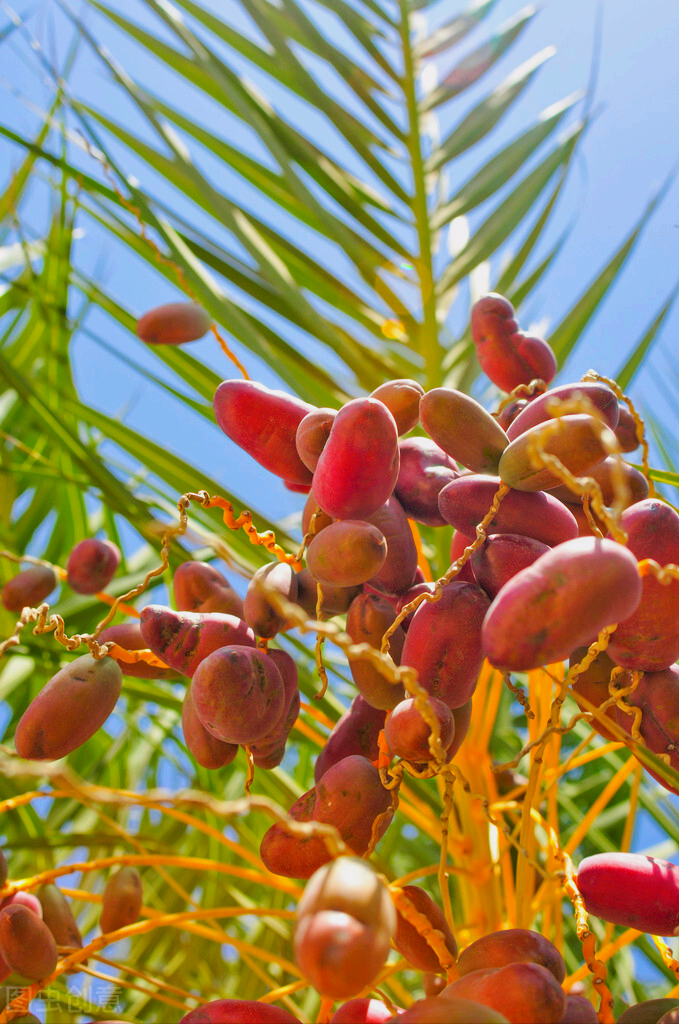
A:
[[471, 534, 550, 599], [173, 561, 244, 617], [139, 606, 255, 677], [370, 378, 424, 435], [456, 927, 565, 982], [306, 521, 387, 589], [366, 497, 418, 596], [191, 646, 284, 745], [66, 538, 120, 594], [1, 566, 57, 612], [577, 852, 679, 935], [98, 622, 177, 680], [0, 904, 58, 980], [499, 415, 608, 491], [395, 437, 459, 527], [100, 866, 143, 933], [346, 593, 406, 710], [385, 697, 454, 762], [243, 561, 298, 638], [506, 381, 619, 441], [615, 406, 641, 452], [331, 998, 394, 1023], [295, 568, 362, 618], [471, 293, 557, 392], [394, 884, 458, 973], [314, 696, 386, 782], [38, 884, 83, 954], [313, 398, 399, 519], [180, 1002, 300, 1023], [420, 388, 508, 474], [250, 649, 300, 769], [182, 688, 239, 770], [296, 408, 337, 471], [442, 962, 566, 1023], [136, 301, 211, 344], [213, 380, 314, 486], [15, 654, 122, 761]]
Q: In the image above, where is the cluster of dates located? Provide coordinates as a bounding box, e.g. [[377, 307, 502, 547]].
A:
[[0, 846, 142, 1009]]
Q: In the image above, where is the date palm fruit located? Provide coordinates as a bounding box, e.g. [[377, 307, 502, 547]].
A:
[[250, 649, 301, 769], [561, 995, 598, 1023], [295, 569, 362, 618], [66, 538, 121, 594], [37, 884, 83, 953], [370, 378, 424, 435], [470, 534, 550, 599], [180, 1001, 301, 1023], [296, 857, 396, 934], [100, 866, 143, 934], [213, 379, 314, 486], [482, 538, 642, 672], [447, 533, 476, 584], [301, 491, 334, 536], [400, 581, 490, 708], [260, 755, 393, 878], [505, 381, 619, 441], [136, 301, 211, 344], [420, 388, 508, 474], [312, 397, 399, 520], [15, 654, 123, 761], [441, 962, 566, 1023], [616, 1001, 679, 1024], [181, 688, 239, 770], [496, 398, 530, 431], [568, 647, 618, 741], [314, 696, 385, 782], [498, 415, 608, 491], [577, 852, 679, 934], [243, 561, 299, 638], [295, 407, 337, 471], [0, 892, 42, 917], [615, 406, 641, 452], [438, 475, 578, 548], [294, 909, 391, 1000], [365, 496, 418, 596], [393, 884, 458, 973], [385, 697, 454, 763], [173, 561, 244, 617], [1, 565, 58, 612], [306, 521, 387, 589], [549, 456, 648, 508], [97, 622, 177, 680], [190, 646, 284, 745], [387, 997, 509, 1023], [295, 859, 395, 999], [449, 700, 473, 761], [331, 998, 395, 1023], [395, 437, 459, 527], [456, 928, 565, 982], [614, 665, 679, 793], [0, 904, 58, 980], [346, 592, 405, 710], [607, 499, 679, 672], [139, 606, 255, 677], [470, 293, 557, 392]]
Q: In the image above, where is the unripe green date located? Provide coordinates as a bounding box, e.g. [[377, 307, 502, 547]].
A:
[[306, 521, 387, 589], [401, 582, 490, 709], [139, 606, 255, 677], [577, 852, 679, 935], [191, 645, 284, 745], [173, 561, 244, 617], [213, 380, 314, 486], [1, 566, 57, 612], [0, 904, 58, 980], [15, 654, 122, 761], [66, 538, 120, 594], [136, 301, 211, 344], [100, 866, 143, 933], [313, 398, 399, 520], [420, 388, 508, 474], [260, 755, 393, 878], [370, 378, 424, 435], [482, 538, 642, 671]]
